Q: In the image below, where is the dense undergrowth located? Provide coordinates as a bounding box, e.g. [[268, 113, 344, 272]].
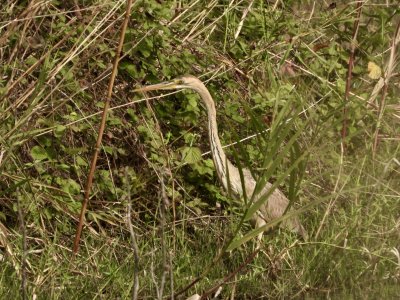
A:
[[0, 0, 399, 299]]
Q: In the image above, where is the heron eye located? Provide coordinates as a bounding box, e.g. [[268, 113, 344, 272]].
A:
[[177, 79, 184, 85]]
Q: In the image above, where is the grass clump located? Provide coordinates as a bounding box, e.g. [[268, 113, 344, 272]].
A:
[[1, 0, 399, 298]]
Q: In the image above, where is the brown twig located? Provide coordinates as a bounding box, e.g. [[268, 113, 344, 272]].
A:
[[172, 246, 260, 299], [172, 274, 202, 299], [341, 1, 363, 147], [200, 248, 260, 299], [73, 0, 135, 254], [73, 0, 83, 19]]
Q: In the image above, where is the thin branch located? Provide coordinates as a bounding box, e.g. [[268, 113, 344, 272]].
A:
[[126, 168, 140, 300], [173, 276, 202, 299], [158, 169, 169, 300], [16, 189, 27, 300], [315, 142, 344, 239], [234, 0, 254, 41], [169, 254, 174, 300], [73, 0, 135, 254], [172, 245, 259, 299], [200, 248, 260, 299], [372, 20, 400, 155], [341, 1, 363, 146]]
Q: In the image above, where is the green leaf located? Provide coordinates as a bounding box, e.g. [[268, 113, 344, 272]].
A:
[[76, 156, 88, 166], [30, 145, 49, 161], [103, 146, 114, 154], [192, 158, 214, 176], [58, 178, 81, 195], [120, 62, 137, 78], [26, 55, 38, 66], [181, 147, 202, 164], [54, 125, 66, 138], [188, 95, 197, 108], [108, 116, 122, 126], [127, 108, 138, 122]]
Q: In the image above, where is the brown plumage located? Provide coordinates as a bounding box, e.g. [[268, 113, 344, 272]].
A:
[[135, 75, 307, 240]]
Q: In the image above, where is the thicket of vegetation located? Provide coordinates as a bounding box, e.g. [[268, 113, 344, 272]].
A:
[[1, 0, 399, 298]]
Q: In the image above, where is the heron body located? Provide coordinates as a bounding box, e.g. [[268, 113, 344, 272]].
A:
[[136, 75, 307, 240]]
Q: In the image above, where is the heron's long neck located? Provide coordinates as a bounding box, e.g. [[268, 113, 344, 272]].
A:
[[207, 103, 229, 188], [193, 85, 242, 194]]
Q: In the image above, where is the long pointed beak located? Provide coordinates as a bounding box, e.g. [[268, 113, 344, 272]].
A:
[[133, 81, 178, 93]]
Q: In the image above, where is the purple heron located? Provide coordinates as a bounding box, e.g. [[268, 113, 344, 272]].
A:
[[135, 75, 307, 240]]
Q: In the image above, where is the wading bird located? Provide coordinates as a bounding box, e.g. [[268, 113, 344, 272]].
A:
[[135, 75, 307, 240]]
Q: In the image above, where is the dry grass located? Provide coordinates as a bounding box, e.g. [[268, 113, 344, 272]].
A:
[[0, 1, 399, 298]]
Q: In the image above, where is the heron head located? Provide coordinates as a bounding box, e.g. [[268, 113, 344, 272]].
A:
[[134, 75, 202, 93]]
